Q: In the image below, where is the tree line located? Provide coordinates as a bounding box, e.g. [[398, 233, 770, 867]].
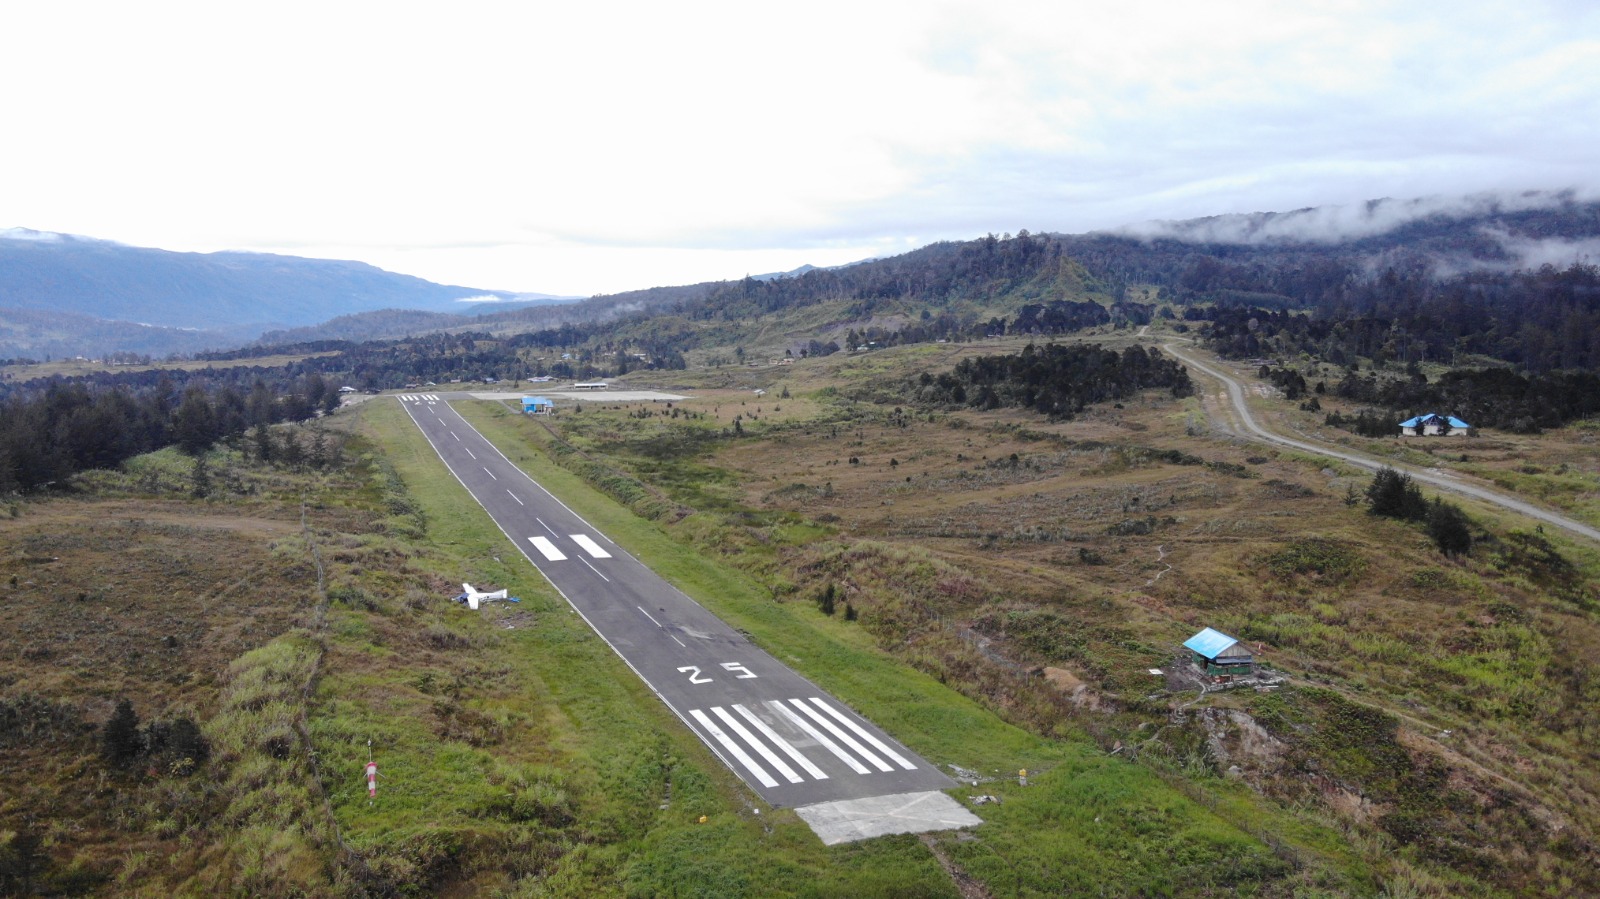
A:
[[911, 343, 1192, 419], [0, 373, 339, 493]]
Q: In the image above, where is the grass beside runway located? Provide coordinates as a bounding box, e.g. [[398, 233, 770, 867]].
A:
[[440, 399, 1352, 895], [339, 398, 965, 897]]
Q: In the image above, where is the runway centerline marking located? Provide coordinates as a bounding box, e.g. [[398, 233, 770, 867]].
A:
[[507, 490, 524, 505], [464, 447, 476, 459], [529, 536, 567, 561], [690, 709, 777, 788], [451, 431, 460, 441], [483, 467, 497, 480], [638, 606, 663, 627], [536, 517, 559, 538], [580, 557, 611, 581], [570, 534, 612, 558]]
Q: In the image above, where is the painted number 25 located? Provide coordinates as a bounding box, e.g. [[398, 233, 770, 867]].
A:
[[677, 662, 757, 684]]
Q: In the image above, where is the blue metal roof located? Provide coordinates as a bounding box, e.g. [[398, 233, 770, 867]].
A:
[[1183, 627, 1241, 660], [1402, 413, 1471, 429]]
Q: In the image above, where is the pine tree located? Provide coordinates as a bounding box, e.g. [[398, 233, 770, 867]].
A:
[[102, 698, 142, 766], [1427, 499, 1473, 556], [818, 583, 836, 616]]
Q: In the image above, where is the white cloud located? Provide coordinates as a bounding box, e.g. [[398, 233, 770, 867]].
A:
[[1, 0, 1598, 294]]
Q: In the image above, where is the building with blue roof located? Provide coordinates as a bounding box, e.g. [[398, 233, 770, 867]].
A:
[[1399, 413, 1471, 436], [1183, 627, 1255, 679], [522, 396, 554, 415]]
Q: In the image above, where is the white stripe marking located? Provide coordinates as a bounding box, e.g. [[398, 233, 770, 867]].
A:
[[507, 490, 524, 505], [464, 447, 476, 459], [691, 709, 777, 788], [452, 431, 460, 441], [767, 701, 870, 774], [790, 699, 891, 772], [570, 534, 612, 558], [809, 698, 917, 770], [735, 705, 827, 780], [638, 606, 662, 627], [529, 536, 567, 561], [483, 467, 497, 480], [536, 517, 559, 537], [671, 634, 686, 647], [713, 707, 802, 783], [580, 557, 610, 581]]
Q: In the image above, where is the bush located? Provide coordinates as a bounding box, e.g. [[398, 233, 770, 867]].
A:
[[1366, 467, 1427, 521], [1426, 499, 1473, 557], [101, 699, 142, 766]]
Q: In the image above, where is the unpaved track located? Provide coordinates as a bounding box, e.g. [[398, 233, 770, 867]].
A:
[[1163, 342, 1600, 545]]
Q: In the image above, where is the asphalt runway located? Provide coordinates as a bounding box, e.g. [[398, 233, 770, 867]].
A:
[[397, 394, 957, 808]]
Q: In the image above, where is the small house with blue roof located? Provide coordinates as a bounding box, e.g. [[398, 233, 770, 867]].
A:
[[1184, 627, 1255, 679], [1399, 413, 1471, 437], [522, 396, 554, 415]]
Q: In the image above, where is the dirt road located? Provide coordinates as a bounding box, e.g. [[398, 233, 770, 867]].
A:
[[1164, 341, 1600, 544]]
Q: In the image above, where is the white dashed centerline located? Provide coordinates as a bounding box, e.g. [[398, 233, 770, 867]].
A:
[[507, 490, 524, 505], [464, 447, 476, 459], [483, 467, 497, 480], [579, 557, 610, 582]]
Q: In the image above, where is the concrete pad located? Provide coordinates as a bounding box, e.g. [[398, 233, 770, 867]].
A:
[[794, 791, 982, 846]]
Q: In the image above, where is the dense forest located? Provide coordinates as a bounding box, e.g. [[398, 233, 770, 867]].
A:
[[911, 343, 1192, 418], [0, 374, 340, 493]]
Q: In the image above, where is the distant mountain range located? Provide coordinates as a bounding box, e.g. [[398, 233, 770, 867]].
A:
[[0, 229, 575, 359], [7, 190, 1597, 361]]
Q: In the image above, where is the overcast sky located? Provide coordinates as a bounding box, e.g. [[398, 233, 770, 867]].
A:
[[4, 1, 1598, 296]]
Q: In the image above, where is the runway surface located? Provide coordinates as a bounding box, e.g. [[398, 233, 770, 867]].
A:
[[397, 395, 959, 809]]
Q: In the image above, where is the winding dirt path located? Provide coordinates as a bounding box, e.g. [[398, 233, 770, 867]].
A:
[[1163, 341, 1600, 544]]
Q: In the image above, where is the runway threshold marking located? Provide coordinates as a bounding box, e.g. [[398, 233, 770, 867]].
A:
[[529, 536, 567, 561], [810, 698, 918, 770], [767, 700, 871, 774], [712, 707, 803, 784], [570, 534, 612, 558], [690, 709, 778, 788], [788, 699, 893, 772], [734, 704, 829, 780]]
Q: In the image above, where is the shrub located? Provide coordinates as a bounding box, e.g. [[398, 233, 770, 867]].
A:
[[1366, 467, 1427, 521], [1426, 499, 1473, 557], [101, 699, 142, 766]]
